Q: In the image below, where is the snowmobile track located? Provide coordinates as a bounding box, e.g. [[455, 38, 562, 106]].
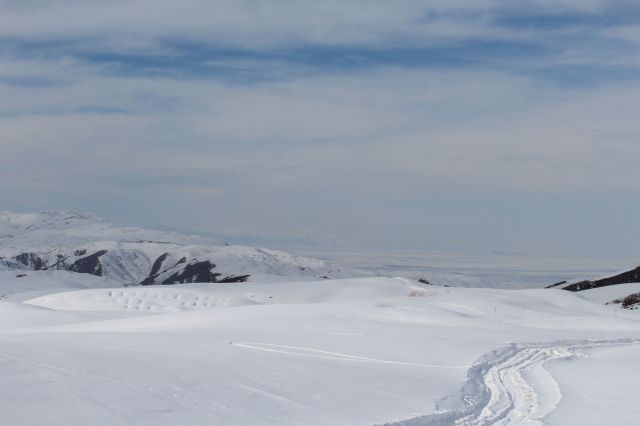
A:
[[391, 338, 640, 426]]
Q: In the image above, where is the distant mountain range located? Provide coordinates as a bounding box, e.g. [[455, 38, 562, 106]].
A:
[[0, 211, 339, 285]]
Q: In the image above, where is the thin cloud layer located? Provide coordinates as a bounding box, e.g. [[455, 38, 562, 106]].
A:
[[0, 1, 639, 256]]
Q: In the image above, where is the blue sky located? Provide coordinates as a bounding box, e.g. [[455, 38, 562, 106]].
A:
[[1, 0, 640, 257]]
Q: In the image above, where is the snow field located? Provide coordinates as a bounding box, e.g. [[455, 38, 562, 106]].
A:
[[2, 276, 640, 425]]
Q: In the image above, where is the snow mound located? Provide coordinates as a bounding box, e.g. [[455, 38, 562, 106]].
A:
[[25, 277, 433, 313]]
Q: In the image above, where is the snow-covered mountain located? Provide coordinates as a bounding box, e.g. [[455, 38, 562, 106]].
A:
[[0, 210, 338, 285]]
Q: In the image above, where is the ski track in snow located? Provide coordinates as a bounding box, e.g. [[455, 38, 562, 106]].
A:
[[392, 338, 640, 426], [229, 341, 470, 369]]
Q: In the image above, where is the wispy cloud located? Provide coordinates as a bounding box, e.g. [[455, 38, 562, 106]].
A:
[[1, 1, 639, 256]]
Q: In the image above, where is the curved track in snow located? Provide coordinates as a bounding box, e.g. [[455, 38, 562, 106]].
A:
[[393, 338, 640, 426]]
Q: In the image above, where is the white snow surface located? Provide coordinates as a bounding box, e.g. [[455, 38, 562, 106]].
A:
[[544, 344, 640, 425], [2, 273, 640, 425]]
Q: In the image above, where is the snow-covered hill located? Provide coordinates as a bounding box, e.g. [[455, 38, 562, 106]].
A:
[[0, 211, 337, 285], [2, 275, 640, 425]]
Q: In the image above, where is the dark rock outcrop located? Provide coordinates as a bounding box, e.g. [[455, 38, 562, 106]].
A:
[[43, 253, 70, 271], [545, 280, 567, 289], [555, 266, 640, 292], [139, 253, 170, 285], [217, 275, 250, 283], [7, 248, 253, 286], [140, 255, 189, 285], [69, 250, 108, 276], [14, 252, 46, 270], [148, 253, 169, 277], [608, 292, 640, 310], [161, 261, 220, 284]]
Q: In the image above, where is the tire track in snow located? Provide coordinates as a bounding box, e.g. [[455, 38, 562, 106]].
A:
[[391, 338, 640, 426]]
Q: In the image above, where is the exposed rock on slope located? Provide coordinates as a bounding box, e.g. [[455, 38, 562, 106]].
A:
[[607, 292, 640, 310], [547, 265, 640, 310], [0, 211, 337, 285], [547, 266, 640, 292]]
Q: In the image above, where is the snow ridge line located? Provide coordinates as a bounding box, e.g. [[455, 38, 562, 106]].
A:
[[388, 338, 640, 426]]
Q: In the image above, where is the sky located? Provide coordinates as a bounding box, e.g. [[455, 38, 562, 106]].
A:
[[1, 0, 640, 257]]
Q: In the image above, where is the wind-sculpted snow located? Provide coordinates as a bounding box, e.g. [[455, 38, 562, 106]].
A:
[[392, 338, 640, 426]]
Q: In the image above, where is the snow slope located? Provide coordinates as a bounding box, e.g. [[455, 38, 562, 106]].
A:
[[2, 275, 640, 425], [544, 344, 640, 425], [577, 283, 640, 304], [0, 210, 208, 248], [0, 270, 122, 302]]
